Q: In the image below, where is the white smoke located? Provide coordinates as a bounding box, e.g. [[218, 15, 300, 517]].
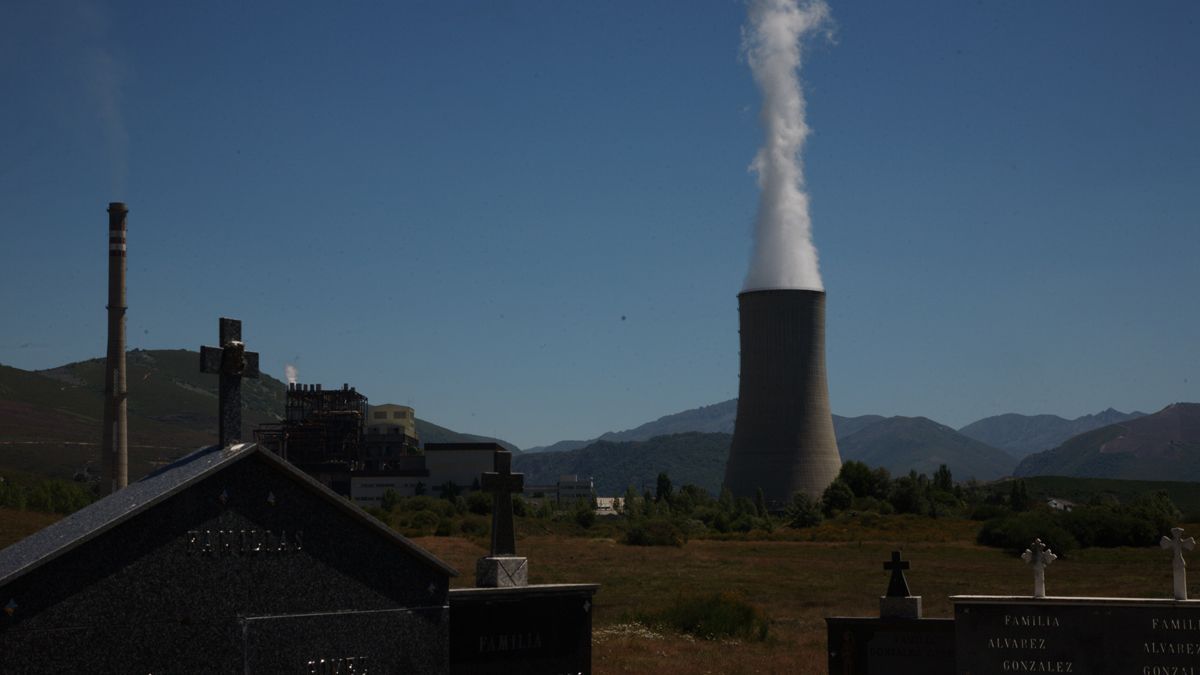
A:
[[741, 0, 831, 292], [285, 364, 298, 385]]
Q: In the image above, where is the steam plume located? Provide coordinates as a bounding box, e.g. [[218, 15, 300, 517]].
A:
[[741, 0, 830, 292], [285, 364, 298, 385]]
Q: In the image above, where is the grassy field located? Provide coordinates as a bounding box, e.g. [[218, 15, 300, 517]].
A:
[[3, 507, 1194, 674], [414, 515, 1196, 674]]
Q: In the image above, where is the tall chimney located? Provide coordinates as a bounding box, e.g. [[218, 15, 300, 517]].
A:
[[723, 289, 841, 506], [102, 202, 128, 494]]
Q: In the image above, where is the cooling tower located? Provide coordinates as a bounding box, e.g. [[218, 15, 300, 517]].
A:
[[724, 289, 841, 505]]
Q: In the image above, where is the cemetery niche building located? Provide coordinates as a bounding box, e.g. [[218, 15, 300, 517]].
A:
[[0, 442, 456, 673]]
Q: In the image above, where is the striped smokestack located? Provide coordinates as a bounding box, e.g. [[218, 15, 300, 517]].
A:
[[101, 201, 128, 493], [724, 289, 841, 506]]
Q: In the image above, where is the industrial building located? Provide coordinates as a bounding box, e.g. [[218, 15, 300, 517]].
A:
[[255, 384, 501, 507]]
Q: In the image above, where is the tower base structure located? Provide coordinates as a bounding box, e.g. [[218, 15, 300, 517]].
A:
[[723, 289, 842, 507]]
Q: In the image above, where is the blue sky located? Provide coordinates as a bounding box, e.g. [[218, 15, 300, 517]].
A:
[[2, 1, 1197, 449]]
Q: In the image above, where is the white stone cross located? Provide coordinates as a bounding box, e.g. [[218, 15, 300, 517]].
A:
[[1160, 527, 1195, 601], [1021, 538, 1057, 598]]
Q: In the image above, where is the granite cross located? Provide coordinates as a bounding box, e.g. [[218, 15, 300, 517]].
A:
[[1021, 538, 1057, 598], [481, 451, 523, 556], [200, 317, 260, 447], [884, 550, 912, 597], [1160, 527, 1196, 600]]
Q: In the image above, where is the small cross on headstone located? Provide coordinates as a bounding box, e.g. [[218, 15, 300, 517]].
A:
[[481, 451, 524, 556], [1160, 527, 1196, 600], [199, 317, 260, 447], [884, 550, 912, 597], [1021, 538, 1057, 598]]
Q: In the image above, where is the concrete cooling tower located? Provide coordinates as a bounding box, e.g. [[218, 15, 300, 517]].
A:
[[723, 289, 841, 506]]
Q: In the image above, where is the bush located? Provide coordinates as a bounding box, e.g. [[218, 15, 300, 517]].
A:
[[977, 512, 1078, 556], [785, 492, 823, 528], [642, 593, 769, 641], [466, 491, 492, 515], [512, 495, 528, 517], [573, 500, 597, 528], [821, 479, 854, 516], [970, 503, 1011, 521], [625, 518, 685, 547]]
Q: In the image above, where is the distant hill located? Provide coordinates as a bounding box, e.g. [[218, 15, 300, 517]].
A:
[[524, 397, 884, 454], [513, 432, 731, 496], [959, 408, 1145, 459], [0, 349, 518, 479], [415, 419, 520, 453], [1014, 403, 1200, 481], [516, 416, 1015, 496], [838, 417, 1017, 481]]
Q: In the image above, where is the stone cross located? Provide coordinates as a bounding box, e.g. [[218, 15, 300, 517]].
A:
[[884, 550, 912, 597], [1021, 538, 1057, 598], [1160, 527, 1195, 601], [200, 317, 260, 447], [480, 451, 523, 556]]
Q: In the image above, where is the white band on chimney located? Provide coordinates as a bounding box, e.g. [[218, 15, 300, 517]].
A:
[[109, 243, 126, 251], [109, 230, 126, 238]]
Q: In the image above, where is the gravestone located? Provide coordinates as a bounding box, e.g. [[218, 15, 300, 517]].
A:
[[826, 550, 955, 674], [449, 449, 598, 674], [954, 534, 1200, 674], [199, 317, 260, 447], [0, 443, 457, 673], [476, 450, 527, 587]]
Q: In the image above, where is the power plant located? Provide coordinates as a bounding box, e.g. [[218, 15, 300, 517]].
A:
[[723, 289, 841, 506], [101, 202, 129, 494]]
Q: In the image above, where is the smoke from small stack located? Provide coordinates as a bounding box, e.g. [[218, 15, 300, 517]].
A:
[[285, 364, 299, 385], [741, 0, 829, 292], [101, 202, 128, 494]]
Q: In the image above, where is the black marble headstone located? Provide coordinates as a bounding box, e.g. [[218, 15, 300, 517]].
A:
[[954, 596, 1200, 675], [0, 443, 457, 674], [450, 584, 598, 675], [826, 617, 956, 675]]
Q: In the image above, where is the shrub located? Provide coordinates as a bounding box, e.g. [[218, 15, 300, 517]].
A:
[[970, 504, 1011, 521], [977, 512, 1078, 556], [459, 514, 490, 537], [466, 491, 492, 515], [625, 518, 685, 547], [821, 479, 854, 516], [643, 593, 769, 641], [512, 495, 528, 517], [785, 492, 823, 528], [573, 500, 597, 529]]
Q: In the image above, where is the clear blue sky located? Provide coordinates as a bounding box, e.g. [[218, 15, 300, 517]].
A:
[[2, 1, 1197, 449]]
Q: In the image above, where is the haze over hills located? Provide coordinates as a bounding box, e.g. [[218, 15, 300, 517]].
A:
[[838, 417, 1016, 481], [0, 350, 516, 479], [1014, 403, 1200, 481], [524, 398, 884, 454], [516, 414, 1019, 496], [958, 409, 1145, 459]]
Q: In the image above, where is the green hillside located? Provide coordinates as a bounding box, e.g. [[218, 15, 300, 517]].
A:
[[1, 349, 519, 480], [839, 416, 1016, 481], [1014, 403, 1200, 481], [959, 409, 1144, 458], [514, 432, 731, 496], [1001, 475, 1200, 519]]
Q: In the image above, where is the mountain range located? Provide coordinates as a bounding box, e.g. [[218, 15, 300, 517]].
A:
[[2, 350, 1191, 490], [0, 350, 514, 480], [1014, 403, 1200, 481], [515, 414, 1022, 494]]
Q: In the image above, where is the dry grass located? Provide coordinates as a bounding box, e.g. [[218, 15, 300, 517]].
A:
[[3, 506, 1191, 673], [416, 516, 1197, 674], [0, 508, 62, 549]]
